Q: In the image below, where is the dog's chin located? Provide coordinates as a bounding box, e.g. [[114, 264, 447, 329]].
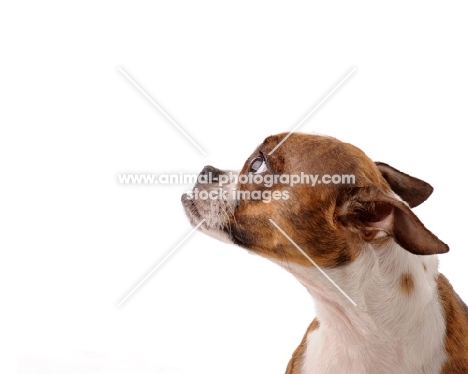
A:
[[181, 193, 233, 244], [202, 228, 233, 244]]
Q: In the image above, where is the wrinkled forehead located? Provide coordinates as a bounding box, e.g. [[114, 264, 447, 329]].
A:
[[246, 133, 383, 185]]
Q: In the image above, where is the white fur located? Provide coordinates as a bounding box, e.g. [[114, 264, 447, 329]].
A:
[[196, 171, 239, 243], [276, 240, 447, 374]]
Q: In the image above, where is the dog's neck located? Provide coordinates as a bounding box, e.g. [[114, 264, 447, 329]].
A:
[[308, 240, 438, 330], [279, 240, 447, 373]]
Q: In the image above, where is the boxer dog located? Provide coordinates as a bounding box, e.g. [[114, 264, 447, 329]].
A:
[[181, 133, 468, 373]]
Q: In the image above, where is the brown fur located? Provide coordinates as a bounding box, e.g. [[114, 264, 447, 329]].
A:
[[399, 272, 415, 296], [228, 134, 387, 267], [286, 319, 320, 374], [227, 133, 447, 264], [438, 274, 468, 373]]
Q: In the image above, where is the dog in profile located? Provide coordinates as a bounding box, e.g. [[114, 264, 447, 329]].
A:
[[182, 133, 468, 373]]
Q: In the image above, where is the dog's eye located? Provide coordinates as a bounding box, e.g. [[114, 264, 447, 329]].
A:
[[249, 155, 267, 174]]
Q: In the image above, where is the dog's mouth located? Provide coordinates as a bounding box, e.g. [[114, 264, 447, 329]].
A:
[[227, 228, 246, 246], [181, 165, 240, 245], [182, 191, 236, 245], [181, 193, 205, 227]]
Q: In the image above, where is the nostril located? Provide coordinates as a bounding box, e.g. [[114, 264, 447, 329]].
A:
[[200, 165, 220, 179]]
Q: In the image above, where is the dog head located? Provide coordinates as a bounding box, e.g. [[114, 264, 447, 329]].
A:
[[181, 133, 448, 269]]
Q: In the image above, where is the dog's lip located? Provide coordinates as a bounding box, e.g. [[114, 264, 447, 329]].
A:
[[224, 226, 245, 246], [181, 193, 204, 224]]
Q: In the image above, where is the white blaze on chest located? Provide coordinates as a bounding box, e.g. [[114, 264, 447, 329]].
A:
[[278, 241, 447, 374]]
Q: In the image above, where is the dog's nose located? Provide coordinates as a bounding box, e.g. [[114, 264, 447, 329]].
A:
[[200, 165, 221, 180]]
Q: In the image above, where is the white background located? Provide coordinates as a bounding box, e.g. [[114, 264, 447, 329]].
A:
[[2, 1, 468, 373]]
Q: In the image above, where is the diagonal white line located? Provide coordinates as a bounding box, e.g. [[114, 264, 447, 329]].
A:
[[118, 219, 206, 307], [118, 67, 207, 156], [268, 67, 356, 156], [269, 219, 357, 306]]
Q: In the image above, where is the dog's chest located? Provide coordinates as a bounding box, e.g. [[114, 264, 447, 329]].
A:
[[291, 251, 448, 374], [301, 326, 446, 374]]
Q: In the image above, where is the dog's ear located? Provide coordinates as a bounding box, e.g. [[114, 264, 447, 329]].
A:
[[375, 162, 433, 208], [338, 187, 449, 255]]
